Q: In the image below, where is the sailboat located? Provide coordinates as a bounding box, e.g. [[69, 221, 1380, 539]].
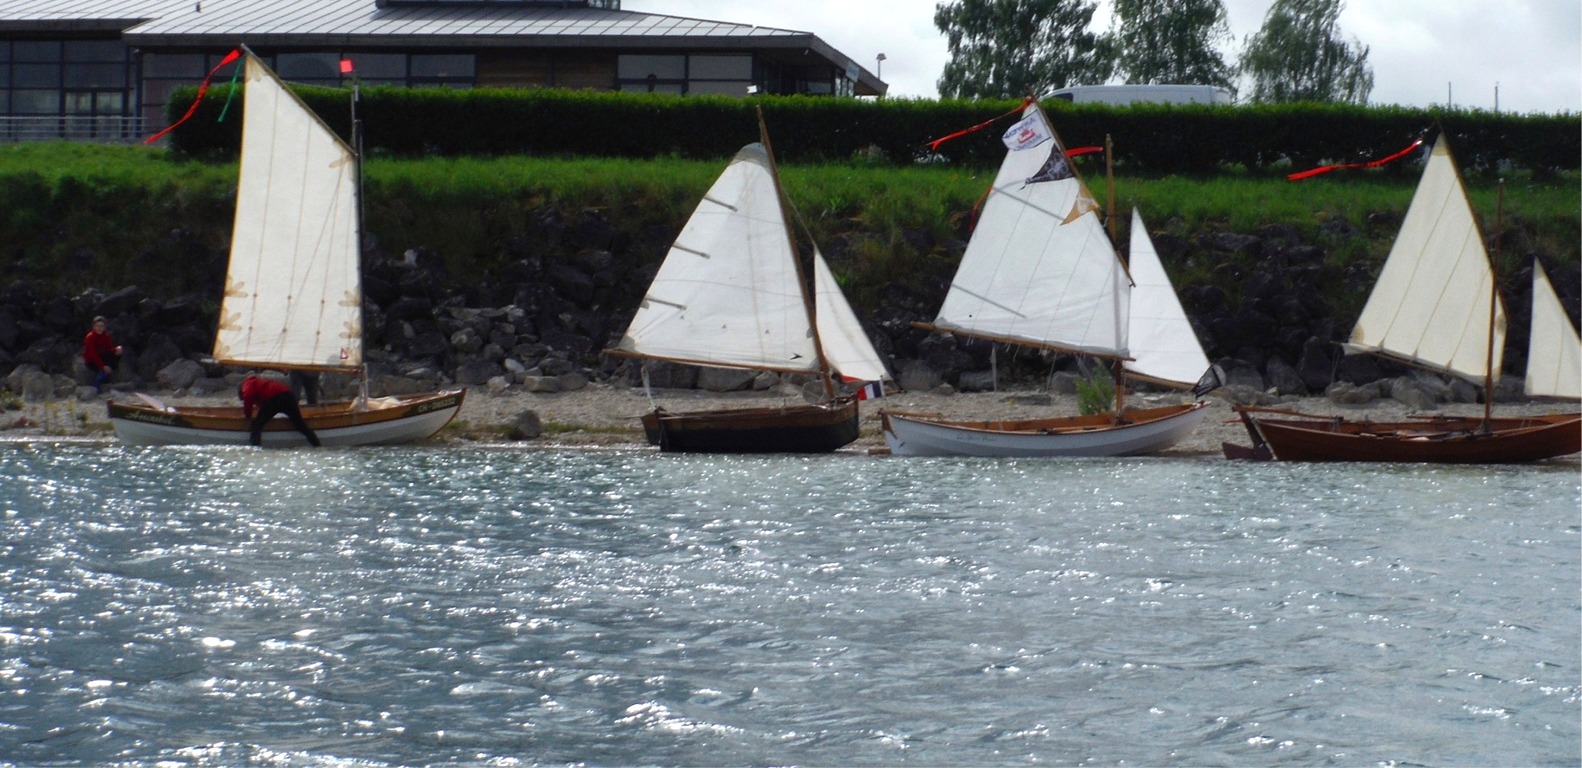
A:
[[880, 102, 1210, 457], [1229, 135, 1581, 463], [606, 113, 888, 453], [109, 49, 464, 446]]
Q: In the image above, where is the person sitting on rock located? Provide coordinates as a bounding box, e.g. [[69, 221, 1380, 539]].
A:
[[238, 372, 321, 447], [82, 316, 122, 393]]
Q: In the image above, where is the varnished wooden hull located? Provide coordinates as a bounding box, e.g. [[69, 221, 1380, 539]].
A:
[[880, 401, 1209, 458], [642, 397, 860, 453], [107, 390, 466, 447], [1231, 406, 1582, 463]]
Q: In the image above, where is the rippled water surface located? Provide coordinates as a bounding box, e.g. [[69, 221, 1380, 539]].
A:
[[1, 444, 1578, 766]]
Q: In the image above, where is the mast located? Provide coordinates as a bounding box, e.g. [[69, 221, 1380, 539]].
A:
[[1484, 180, 1504, 426], [352, 78, 370, 404], [756, 105, 835, 400], [1105, 132, 1125, 420]]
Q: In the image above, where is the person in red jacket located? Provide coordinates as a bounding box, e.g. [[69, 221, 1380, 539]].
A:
[[82, 316, 122, 393], [238, 373, 322, 447]]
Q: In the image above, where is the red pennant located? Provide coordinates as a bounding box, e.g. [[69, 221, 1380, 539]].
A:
[[145, 48, 243, 145], [340, 58, 354, 74], [1287, 138, 1425, 181], [926, 97, 1034, 152]]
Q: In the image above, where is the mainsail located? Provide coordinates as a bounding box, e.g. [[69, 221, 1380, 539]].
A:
[[614, 143, 820, 374], [214, 53, 363, 372], [1526, 264, 1582, 399], [931, 105, 1129, 359], [1344, 136, 1504, 383], [1124, 209, 1209, 388]]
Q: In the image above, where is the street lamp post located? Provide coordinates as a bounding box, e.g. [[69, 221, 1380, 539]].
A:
[[876, 53, 886, 81]]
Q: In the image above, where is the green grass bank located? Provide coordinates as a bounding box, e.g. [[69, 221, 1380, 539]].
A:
[[1, 142, 1576, 321]]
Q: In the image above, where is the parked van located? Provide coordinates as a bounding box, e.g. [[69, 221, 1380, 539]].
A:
[[1047, 84, 1233, 106]]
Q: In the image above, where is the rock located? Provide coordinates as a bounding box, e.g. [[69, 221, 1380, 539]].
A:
[[1296, 337, 1335, 391], [896, 359, 943, 393], [507, 409, 544, 440], [1389, 377, 1441, 410], [1264, 357, 1308, 396], [486, 375, 512, 395], [1325, 380, 1378, 405], [557, 372, 588, 391], [455, 359, 503, 386], [523, 375, 562, 393], [157, 358, 206, 391], [21, 371, 55, 401], [698, 366, 756, 392], [957, 369, 998, 393]]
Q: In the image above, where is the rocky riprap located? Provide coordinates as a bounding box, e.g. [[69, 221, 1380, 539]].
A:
[[1, 207, 1575, 413]]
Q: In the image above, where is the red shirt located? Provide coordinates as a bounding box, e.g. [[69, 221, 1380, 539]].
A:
[[239, 376, 292, 420], [83, 329, 118, 370]]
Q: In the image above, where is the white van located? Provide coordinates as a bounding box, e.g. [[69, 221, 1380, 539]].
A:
[[1047, 84, 1233, 106]]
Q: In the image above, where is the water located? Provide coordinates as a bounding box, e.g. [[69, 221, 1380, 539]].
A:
[[1, 444, 1577, 767]]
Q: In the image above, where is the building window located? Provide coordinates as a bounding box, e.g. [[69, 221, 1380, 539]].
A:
[[616, 53, 761, 96]]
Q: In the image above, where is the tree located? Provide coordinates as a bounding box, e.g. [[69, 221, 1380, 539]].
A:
[[934, 0, 1113, 99], [1239, 0, 1373, 104], [1109, 0, 1234, 90]]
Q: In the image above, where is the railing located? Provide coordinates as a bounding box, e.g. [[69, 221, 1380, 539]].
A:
[[0, 116, 151, 143]]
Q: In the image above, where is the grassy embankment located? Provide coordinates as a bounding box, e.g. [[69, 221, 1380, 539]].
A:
[[1, 141, 1576, 321]]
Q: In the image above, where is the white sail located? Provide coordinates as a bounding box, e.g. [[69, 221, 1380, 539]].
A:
[[1124, 210, 1210, 387], [814, 248, 890, 383], [932, 105, 1129, 358], [1345, 136, 1504, 384], [1526, 264, 1582, 399], [614, 143, 820, 374], [213, 54, 363, 371]]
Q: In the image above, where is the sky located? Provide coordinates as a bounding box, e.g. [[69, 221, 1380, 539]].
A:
[[630, 0, 1580, 114]]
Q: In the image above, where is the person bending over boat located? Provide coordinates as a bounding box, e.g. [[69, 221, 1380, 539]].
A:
[[239, 373, 321, 447]]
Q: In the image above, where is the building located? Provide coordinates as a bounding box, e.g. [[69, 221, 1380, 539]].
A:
[[0, 0, 887, 141]]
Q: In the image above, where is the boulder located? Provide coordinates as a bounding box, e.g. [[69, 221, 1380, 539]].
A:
[[507, 409, 544, 440]]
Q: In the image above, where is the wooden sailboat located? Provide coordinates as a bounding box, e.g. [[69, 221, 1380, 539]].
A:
[[606, 113, 888, 453], [1230, 135, 1581, 463], [880, 103, 1210, 457], [109, 49, 464, 446]]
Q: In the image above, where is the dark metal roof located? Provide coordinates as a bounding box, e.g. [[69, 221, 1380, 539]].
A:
[[0, 0, 191, 32], [0, 0, 885, 94]]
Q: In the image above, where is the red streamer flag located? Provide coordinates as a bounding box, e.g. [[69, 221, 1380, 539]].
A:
[[1286, 138, 1425, 181], [926, 97, 1034, 152], [340, 58, 355, 74], [145, 48, 243, 145]]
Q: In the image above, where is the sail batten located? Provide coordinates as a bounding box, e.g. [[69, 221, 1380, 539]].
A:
[[1526, 264, 1582, 399], [214, 54, 363, 372], [1346, 137, 1503, 384]]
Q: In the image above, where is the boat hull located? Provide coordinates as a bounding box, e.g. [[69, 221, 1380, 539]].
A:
[[107, 390, 466, 447], [880, 401, 1209, 458], [643, 397, 860, 453], [1232, 407, 1582, 463]]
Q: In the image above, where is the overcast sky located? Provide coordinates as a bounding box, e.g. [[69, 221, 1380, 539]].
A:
[[630, 0, 1580, 114]]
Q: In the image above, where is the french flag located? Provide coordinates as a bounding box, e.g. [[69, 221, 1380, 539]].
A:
[[855, 381, 884, 401]]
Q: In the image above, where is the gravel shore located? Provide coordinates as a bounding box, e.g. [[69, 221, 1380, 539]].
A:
[[12, 382, 1574, 461]]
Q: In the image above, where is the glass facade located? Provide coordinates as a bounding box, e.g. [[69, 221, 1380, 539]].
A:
[[0, 37, 137, 140], [615, 53, 755, 96]]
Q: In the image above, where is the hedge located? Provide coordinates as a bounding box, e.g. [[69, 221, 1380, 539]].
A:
[[164, 85, 1580, 176]]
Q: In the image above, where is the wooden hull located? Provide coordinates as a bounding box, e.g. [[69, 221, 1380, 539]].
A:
[[107, 390, 466, 447], [642, 397, 860, 453], [1232, 406, 1582, 463], [880, 401, 1209, 458]]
